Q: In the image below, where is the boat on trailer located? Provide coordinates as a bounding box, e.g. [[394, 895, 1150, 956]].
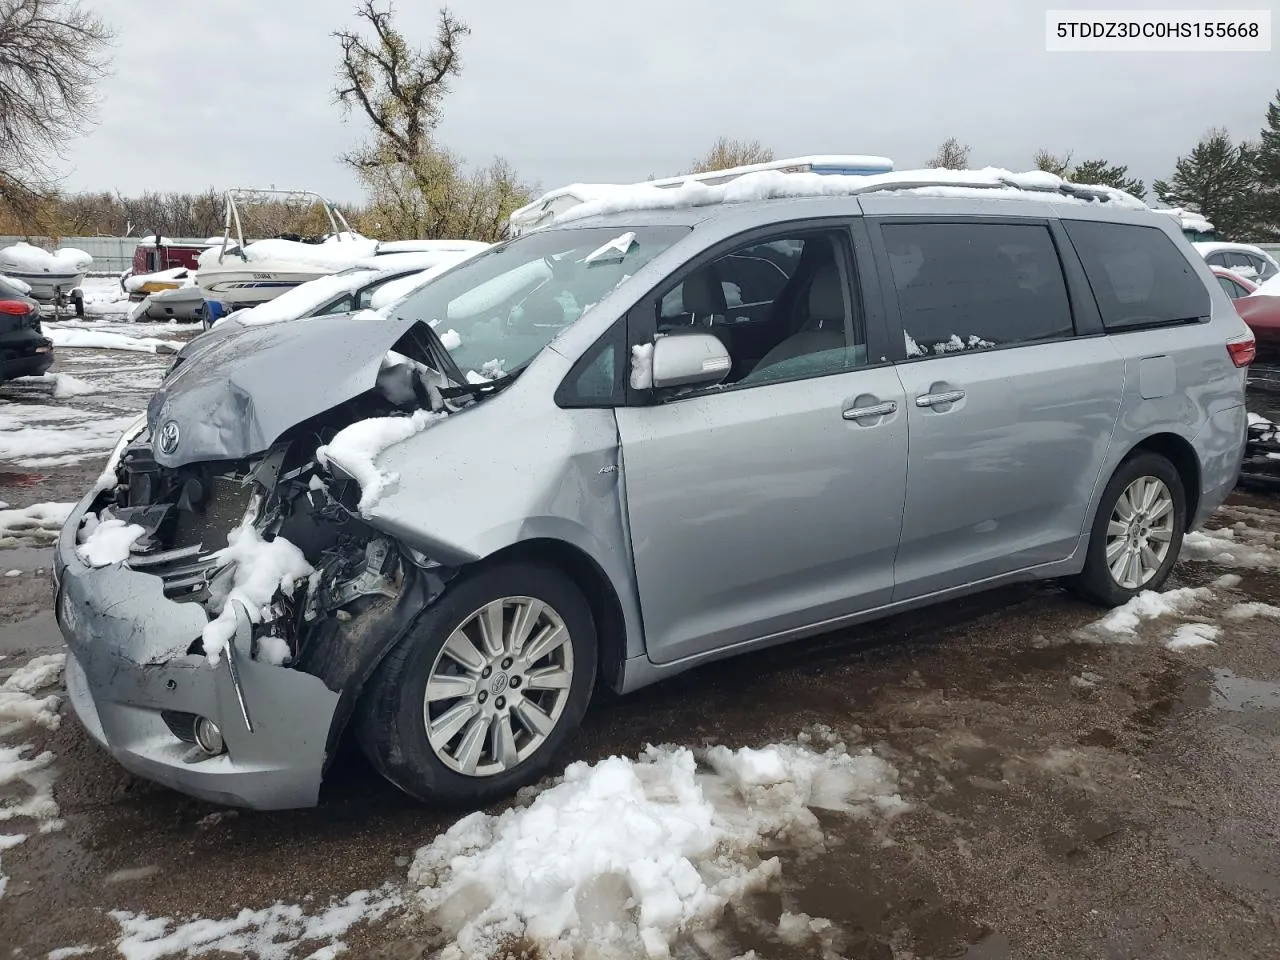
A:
[[195, 189, 373, 312], [0, 241, 93, 310]]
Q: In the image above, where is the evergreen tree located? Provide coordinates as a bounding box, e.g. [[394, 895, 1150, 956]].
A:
[[1070, 159, 1145, 199], [1252, 89, 1280, 240], [1153, 129, 1256, 239]]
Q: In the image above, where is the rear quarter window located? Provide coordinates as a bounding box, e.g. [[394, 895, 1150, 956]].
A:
[[1063, 221, 1210, 331]]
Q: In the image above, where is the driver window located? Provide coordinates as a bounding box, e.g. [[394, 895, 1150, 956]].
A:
[[655, 230, 867, 388]]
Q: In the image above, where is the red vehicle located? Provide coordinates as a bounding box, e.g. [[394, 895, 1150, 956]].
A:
[[1213, 267, 1280, 364], [130, 235, 220, 276]]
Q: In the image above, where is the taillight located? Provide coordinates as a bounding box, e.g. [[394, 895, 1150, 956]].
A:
[[1227, 336, 1256, 368], [0, 300, 31, 316]]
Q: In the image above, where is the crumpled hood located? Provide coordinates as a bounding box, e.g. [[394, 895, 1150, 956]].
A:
[[147, 312, 418, 467]]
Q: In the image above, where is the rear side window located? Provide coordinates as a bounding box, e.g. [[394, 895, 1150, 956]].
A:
[[1063, 221, 1210, 331], [882, 221, 1074, 357], [1217, 276, 1249, 300]]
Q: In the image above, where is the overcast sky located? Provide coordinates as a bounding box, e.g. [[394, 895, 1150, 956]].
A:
[[63, 0, 1277, 203]]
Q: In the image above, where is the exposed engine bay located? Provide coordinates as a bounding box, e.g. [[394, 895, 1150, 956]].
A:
[[75, 321, 516, 754]]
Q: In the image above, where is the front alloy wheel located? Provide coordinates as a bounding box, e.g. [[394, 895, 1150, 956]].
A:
[[425, 597, 575, 777], [356, 562, 597, 806], [1105, 475, 1176, 590]]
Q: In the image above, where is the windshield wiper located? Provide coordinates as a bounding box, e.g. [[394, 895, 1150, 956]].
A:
[[439, 362, 529, 401]]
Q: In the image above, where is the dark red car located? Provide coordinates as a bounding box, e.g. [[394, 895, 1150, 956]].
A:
[[0, 276, 53, 383], [1214, 267, 1280, 364]]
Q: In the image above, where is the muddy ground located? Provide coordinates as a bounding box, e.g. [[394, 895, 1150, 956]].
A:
[[2, 337, 1279, 959]]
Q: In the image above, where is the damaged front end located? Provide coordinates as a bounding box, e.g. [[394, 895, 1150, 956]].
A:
[[54, 315, 480, 809]]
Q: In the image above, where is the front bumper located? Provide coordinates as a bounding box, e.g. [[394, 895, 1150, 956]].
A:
[[53, 492, 340, 810]]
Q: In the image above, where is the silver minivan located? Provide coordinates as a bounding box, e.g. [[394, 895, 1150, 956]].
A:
[[54, 185, 1253, 809]]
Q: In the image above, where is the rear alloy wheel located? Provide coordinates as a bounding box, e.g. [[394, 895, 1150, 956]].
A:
[[356, 563, 596, 806], [1071, 452, 1186, 607]]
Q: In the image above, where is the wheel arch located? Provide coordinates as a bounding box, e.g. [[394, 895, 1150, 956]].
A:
[[1122, 432, 1201, 529], [477, 537, 630, 694]]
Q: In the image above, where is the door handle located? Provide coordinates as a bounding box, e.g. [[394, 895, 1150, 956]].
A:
[[915, 389, 965, 408], [842, 400, 897, 420]]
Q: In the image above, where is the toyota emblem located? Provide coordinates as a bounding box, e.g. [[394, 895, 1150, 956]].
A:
[[158, 420, 180, 455]]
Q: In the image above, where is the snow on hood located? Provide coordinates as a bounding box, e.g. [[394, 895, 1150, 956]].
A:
[[197, 236, 380, 270], [552, 167, 1149, 225], [148, 310, 421, 466], [0, 242, 93, 274]]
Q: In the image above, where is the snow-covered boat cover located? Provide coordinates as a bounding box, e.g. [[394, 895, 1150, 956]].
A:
[[0, 241, 93, 274]]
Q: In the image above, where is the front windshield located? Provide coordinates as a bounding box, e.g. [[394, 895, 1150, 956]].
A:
[[385, 225, 689, 378]]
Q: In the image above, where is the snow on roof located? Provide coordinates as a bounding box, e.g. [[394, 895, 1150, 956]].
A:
[[351, 249, 483, 274], [549, 167, 1149, 227], [1193, 241, 1277, 260], [0, 275, 31, 296], [368, 257, 473, 311], [233, 269, 383, 326], [0, 242, 93, 274], [1154, 207, 1215, 232]]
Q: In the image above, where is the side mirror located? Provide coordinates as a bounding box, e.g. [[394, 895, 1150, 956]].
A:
[[650, 332, 731, 389]]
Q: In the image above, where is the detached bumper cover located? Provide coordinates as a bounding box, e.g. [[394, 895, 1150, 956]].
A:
[[53, 493, 340, 810]]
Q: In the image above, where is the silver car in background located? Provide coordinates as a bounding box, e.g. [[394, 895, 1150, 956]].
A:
[[53, 185, 1252, 809]]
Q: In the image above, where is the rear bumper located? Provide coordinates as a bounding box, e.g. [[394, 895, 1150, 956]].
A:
[[0, 339, 53, 381], [54, 492, 340, 810]]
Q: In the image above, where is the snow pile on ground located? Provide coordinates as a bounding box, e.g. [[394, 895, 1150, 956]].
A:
[[1075, 584, 1215, 642], [201, 522, 314, 666], [1165, 622, 1222, 650], [1225, 601, 1280, 620], [407, 736, 906, 959], [10, 372, 98, 398], [110, 884, 403, 960], [552, 167, 1146, 226], [79, 277, 133, 318], [0, 653, 66, 897], [0, 502, 74, 548], [45, 327, 183, 354], [0, 413, 139, 467], [1183, 525, 1280, 570], [197, 236, 380, 271], [0, 832, 25, 898], [76, 517, 145, 567], [0, 654, 65, 739], [0, 241, 92, 274], [317, 409, 448, 516]]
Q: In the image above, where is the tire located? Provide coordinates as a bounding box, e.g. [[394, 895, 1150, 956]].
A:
[[355, 562, 597, 806], [1070, 452, 1187, 607]]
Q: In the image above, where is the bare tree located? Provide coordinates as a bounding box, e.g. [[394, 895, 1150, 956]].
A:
[[925, 137, 971, 170], [0, 0, 113, 214], [1032, 149, 1073, 177], [332, 2, 531, 239], [686, 137, 775, 174]]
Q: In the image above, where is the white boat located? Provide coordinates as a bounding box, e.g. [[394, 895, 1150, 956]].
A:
[[507, 154, 896, 236], [0, 241, 93, 302], [196, 189, 376, 310]]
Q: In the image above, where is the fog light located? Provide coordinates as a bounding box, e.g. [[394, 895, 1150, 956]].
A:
[[194, 717, 225, 755]]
